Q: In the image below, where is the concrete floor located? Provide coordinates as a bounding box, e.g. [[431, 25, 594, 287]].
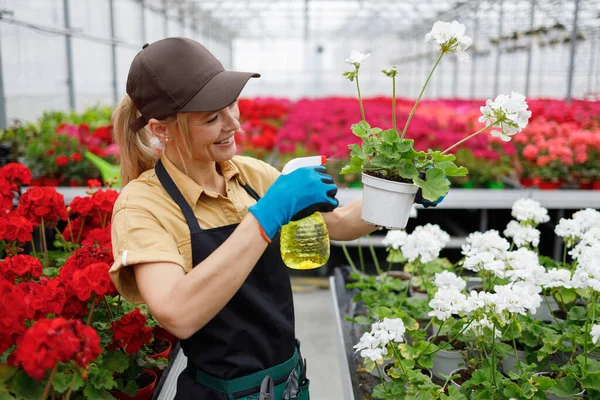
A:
[[292, 281, 345, 400]]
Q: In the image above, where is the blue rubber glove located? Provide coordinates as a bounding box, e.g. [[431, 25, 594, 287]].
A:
[[248, 166, 339, 239], [414, 167, 448, 208]]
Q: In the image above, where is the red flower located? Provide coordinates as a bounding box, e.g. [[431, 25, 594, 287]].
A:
[[61, 294, 89, 319], [81, 225, 112, 252], [92, 125, 113, 143], [28, 277, 67, 319], [69, 196, 94, 217], [87, 179, 102, 188], [12, 318, 101, 380], [92, 190, 119, 215], [0, 178, 14, 212], [16, 187, 68, 227], [0, 280, 31, 353], [71, 262, 116, 301], [56, 155, 69, 167], [0, 255, 42, 283], [59, 246, 113, 288], [112, 308, 152, 354], [71, 153, 83, 162], [0, 163, 32, 187]]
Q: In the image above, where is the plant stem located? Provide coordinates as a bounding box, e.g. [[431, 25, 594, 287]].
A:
[[400, 51, 444, 139], [355, 72, 366, 122], [511, 322, 522, 373], [103, 296, 114, 321], [40, 218, 49, 269], [341, 243, 359, 274], [86, 294, 97, 326], [416, 320, 445, 360], [117, 295, 122, 316], [584, 293, 597, 374], [375, 363, 390, 395], [392, 75, 397, 133], [53, 227, 69, 253], [491, 322, 497, 389], [41, 365, 59, 400], [64, 373, 78, 400], [563, 245, 568, 265], [357, 240, 365, 274], [440, 124, 493, 155], [367, 234, 382, 275], [417, 261, 431, 301], [544, 294, 565, 333], [391, 345, 408, 375], [30, 240, 37, 259], [427, 319, 474, 357]]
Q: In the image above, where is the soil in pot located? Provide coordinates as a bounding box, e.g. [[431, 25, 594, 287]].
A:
[[432, 335, 467, 351], [150, 338, 170, 356], [111, 369, 157, 400], [365, 170, 412, 184], [452, 368, 475, 387], [386, 271, 411, 281]]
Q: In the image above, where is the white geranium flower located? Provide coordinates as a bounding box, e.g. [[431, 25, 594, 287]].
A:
[[463, 251, 506, 275], [428, 288, 467, 321], [376, 318, 406, 343], [465, 316, 502, 338], [344, 50, 370, 65], [555, 218, 583, 247], [570, 227, 600, 260], [510, 198, 550, 225], [591, 325, 600, 345], [382, 230, 408, 250], [425, 20, 473, 62], [572, 208, 600, 234], [543, 268, 573, 289], [570, 245, 600, 291], [354, 331, 388, 362], [504, 220, 541, 248], [494, 282, 541, 315], [462, 230, 510, 258], [504, 248, 546, 284], [479, 92, 532, 142], [463, 290, 498, 314], [401, 224, 450, 263], [434, 271, 466, 292]]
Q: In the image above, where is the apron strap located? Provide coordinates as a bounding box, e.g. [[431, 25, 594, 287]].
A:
[[155, 159, 202, 235]]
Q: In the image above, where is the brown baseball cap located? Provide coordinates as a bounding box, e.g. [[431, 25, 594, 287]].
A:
[[126, 37, 260, 132]]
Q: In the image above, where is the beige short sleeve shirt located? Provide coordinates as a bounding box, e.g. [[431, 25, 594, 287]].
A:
[[109, 154, 280, 304]]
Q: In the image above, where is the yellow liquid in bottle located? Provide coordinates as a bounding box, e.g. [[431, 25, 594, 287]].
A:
[[280, 212, 330, 270]]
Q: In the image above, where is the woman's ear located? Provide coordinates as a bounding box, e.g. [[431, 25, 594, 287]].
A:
[[147, 119, 169, 144]]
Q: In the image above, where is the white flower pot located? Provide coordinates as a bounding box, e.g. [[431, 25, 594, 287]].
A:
[[533, 295, 560, 322], [361, 173, 419, 229], [409, 285, 429, 300], [429, 336, 465, 380], [533, 372, 585, 399], [502, 349, 527, 374], [449, 367, 469, 389]]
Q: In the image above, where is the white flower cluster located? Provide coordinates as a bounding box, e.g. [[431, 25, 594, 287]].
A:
[[556, 209, 600, 248], [571, 243, 600, 292], [504, 220, 541, 248], [381, 230, 407, 250], [386, 224, 450, 263], [425, 20, 473, 62], [465, 315, 502, 338], [503, 248, 546, 286], [354, 318, 406, 362], [511, 199, 550, 225], [428, 287, 467, 321], [434, 271, 466, 292], [462, 230, 509, 274], [479, 92, 532, 142]]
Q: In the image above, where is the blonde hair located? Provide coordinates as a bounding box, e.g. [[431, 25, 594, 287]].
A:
[[112, 95, 193, 185]]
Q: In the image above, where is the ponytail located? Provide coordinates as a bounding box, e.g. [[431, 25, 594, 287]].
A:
[[112, 95, 161, 186]]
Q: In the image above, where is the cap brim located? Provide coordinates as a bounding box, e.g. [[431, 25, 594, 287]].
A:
[[179, 70, 260, 113]]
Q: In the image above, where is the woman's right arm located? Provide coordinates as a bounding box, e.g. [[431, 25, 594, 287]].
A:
[[120, 165, 339, 340], [133, 213, 267, 339]]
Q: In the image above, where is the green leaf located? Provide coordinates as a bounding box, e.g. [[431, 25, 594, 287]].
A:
[[371, 155, 399, 170], [89, 368, 117, 391], [581, 372, 600, 391], [567, 306, 587, 321], [386, 249, 406, 263], [398, 344, 420, 360], [348, 144, 366, 159], [0, 393, 16, 400], [340, 156, 363, 175], [533, 375, 555, 391], [547, 377, 580, 397], [350, 121, 370, 138], [0, 365, 17, 385], [398, 163, 419, 180], [381, 129, 399, 144], [53, 371, 74, 393], [397, 139, 414, 153], [440, 386, 468, 400], [101, 350, 130, 374], [413, 167, 450, 201], [354, 315, 372, 325], [83, 385, 115, 400], [11, 371, 44, 400], [435, 161, 468, 177], [556, 288, 577, 304]]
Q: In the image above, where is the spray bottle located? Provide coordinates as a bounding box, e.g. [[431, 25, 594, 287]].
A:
[[279, 156, 330, 270]]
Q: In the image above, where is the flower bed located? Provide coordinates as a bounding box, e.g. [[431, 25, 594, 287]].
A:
[[0, 162, 173, 399], [333, 198, 600, 399]]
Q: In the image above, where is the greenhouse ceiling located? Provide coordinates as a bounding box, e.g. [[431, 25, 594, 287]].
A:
[[149, 0, 600, 40]]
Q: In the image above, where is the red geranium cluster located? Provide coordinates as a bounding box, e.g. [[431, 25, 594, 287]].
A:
[[0, 280, 32, 353], [0, 163, 32, 213], [0, 254, 42, 283], [12, 318, 101, 379], [112, 308, 153, 355], [71, 262, 116, 301], [16, 187, 68, 227]]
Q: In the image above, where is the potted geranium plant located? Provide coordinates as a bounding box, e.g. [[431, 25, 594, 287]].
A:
[[340, 21, 532, 228]]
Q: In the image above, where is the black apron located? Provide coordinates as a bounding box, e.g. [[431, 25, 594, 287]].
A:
[[155, 160, 297, 400]]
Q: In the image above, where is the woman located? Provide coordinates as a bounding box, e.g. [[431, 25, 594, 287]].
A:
[[109, 37, 384, 399]]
